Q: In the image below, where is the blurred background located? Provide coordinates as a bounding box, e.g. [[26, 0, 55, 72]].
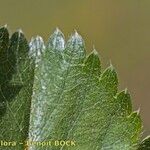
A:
[[0, 0, 150, 137]]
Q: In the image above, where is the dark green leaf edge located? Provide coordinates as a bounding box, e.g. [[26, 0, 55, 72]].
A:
[[138, 136, 150, 150]]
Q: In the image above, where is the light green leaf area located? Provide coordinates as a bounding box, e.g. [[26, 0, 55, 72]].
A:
[[0, 25, 149, 150]]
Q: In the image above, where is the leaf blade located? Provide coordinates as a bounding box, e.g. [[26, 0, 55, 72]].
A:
[[0, 27, 34, 150], [0, 27, 148, 150]]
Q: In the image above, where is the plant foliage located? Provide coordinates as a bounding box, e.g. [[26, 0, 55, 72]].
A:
[[0, 25, 149, 150]]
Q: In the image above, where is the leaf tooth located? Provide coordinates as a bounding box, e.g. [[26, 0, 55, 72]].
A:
[[65, 31, 86, 62], [0, 24, 8, 29], [67, 30, 84, 50], [0, 25, 9, 40], [11, 29, 25, 39], [128, 111, 141, 122], [0, 25, 9, 48], [9, 30, 29, 60], [17, 28, 24, 34], [47, 27, 65, 51], [29, 36, 45, 59], [127, 111, 142, 132], [10, 30, 25, 48], [136, 108, 141, 115], [4, 24, 7, 28], [102, 111, 142, 148], [14, 29, 25, 41], [92, 48, 99, 55], [115, 89, 132, 116], [124, 88, 128, 94], [100, 65, 118, 95], [141, 136, 150, 142], [7, 31, 29, 83], [84, 49, 101, 76], [116, 111, 142, 145], [138, 136, 150, 150]]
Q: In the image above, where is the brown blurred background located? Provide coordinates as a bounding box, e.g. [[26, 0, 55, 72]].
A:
[[0, 0, 150, 137]]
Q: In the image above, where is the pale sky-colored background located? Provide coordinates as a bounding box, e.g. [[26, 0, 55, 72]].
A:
[[0, 0, 150, 137]]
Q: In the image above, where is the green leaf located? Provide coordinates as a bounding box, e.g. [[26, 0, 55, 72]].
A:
[[138, 136, 150, 150], [0, 26, 34, 150], [0, 25, 149, 150]]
